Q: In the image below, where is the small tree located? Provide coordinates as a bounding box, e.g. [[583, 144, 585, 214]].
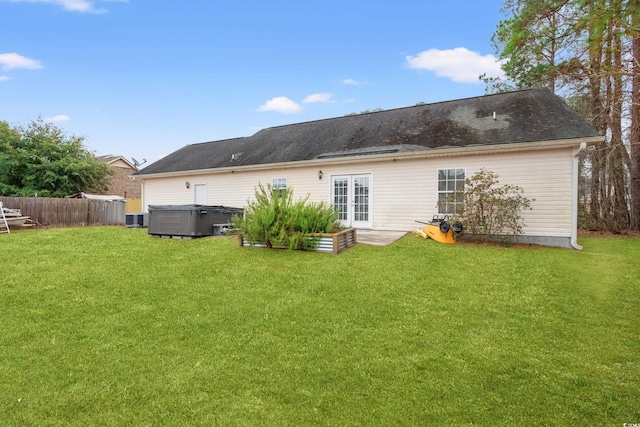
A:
[[0, 119, 110, 197], [440, 168, 533, 243], [233, 183, 340, 250]]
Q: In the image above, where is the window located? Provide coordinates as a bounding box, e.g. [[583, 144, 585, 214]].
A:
[[438, 169, 465, 214], [272, 178, 287, 197]]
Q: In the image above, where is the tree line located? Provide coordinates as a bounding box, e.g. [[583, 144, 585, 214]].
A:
[[485, 0, 639, 231]]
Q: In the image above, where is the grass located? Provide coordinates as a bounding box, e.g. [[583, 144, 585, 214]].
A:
[[1, 227, 639, 426]]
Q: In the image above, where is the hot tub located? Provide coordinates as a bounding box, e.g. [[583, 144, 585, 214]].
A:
[[148, 205, 243, 238]]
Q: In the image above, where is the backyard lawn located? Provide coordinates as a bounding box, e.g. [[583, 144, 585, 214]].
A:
[[1, 227, 638, 426]]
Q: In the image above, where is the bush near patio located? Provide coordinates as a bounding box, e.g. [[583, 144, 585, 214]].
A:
[[440, 168, 534, 243], [232, 183, 341, 250]]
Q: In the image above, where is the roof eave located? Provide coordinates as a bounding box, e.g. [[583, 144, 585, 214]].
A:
[[134, 136, 603, 179]]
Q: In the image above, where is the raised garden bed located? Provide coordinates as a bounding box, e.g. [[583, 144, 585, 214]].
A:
[[238, 228, 357, 254]]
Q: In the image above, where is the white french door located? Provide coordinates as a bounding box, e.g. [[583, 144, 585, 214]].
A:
[[332, 174, 372, 228]]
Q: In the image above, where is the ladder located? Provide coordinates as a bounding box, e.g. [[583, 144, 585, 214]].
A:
[[0, 202, 9, 234]]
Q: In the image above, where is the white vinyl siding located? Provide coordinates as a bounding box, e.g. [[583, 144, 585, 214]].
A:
[[140, 144, 576, 240]]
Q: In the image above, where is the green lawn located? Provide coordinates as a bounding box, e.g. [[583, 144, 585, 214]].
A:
[[1, 227, 638, 426]]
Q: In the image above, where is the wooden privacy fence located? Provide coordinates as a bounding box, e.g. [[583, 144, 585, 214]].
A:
[[0, 196, 126, 228]]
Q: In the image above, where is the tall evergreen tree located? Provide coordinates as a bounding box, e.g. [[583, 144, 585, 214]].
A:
[[488, 0, 640, 231]]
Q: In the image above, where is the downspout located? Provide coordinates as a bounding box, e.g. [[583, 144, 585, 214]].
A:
[[571, 142, 587, 250]]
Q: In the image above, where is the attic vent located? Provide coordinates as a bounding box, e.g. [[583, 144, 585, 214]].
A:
[[231, 152, 242, 161], [317, 148, 400, 159]]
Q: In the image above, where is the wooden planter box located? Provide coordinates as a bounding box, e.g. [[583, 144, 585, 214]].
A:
[[238, 228, 357, 254]]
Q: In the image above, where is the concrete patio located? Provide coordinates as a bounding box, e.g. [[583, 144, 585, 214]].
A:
[[356, 230, 408, 246]]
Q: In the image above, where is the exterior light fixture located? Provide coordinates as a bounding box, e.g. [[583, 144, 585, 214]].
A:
[[185, 181, 190, 189], [318, 170, 323, 180]]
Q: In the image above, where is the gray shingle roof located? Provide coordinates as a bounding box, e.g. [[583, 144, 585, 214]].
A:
[[136, 88, 600, 176]]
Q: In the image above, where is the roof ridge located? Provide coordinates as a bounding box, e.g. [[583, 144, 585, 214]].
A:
[[257, 88, 542, 133], [189, 136, 247, 147]]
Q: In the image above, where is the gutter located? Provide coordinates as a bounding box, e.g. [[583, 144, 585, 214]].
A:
[[571, 142, 588, 250]]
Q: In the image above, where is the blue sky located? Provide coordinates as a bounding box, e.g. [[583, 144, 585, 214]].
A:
[[0, 0, 506, 166]]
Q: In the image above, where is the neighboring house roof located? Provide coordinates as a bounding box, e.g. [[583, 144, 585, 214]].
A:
[[96, 155, 137, 170], [136, 88, 600, 176]]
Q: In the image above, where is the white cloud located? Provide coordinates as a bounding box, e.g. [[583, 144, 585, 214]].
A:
[[405, 47, 504, 83], [303, 93, 335, 104], [44, 114, 70, 123], [0, 76, 10, 81], [0, 53, 43, 70], [0, 0, 124, 13], [342, 78, 365, 85], [258, 97, 302, 114], [59, 0, 107, 13]]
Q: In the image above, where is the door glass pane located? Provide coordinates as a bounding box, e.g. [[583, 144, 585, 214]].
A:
[[353, 177, 369, 222], [333, 178, 348, 221]]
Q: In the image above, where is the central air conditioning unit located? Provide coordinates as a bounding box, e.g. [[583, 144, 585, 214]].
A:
[[125, 213, 148, 228]]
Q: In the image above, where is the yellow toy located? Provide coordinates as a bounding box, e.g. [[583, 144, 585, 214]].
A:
[[413, 215, 463, 244]]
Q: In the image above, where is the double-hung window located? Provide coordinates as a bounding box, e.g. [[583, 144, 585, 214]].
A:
[[272, 178, 287, 197], [438, 169, 465, 214]]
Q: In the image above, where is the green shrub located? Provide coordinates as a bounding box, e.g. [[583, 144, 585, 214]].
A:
[[440, 168, 534, 243], [232, 183, 340, 250]]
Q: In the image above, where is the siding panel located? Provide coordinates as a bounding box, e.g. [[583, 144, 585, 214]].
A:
[[141, 146, 576, 239]]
